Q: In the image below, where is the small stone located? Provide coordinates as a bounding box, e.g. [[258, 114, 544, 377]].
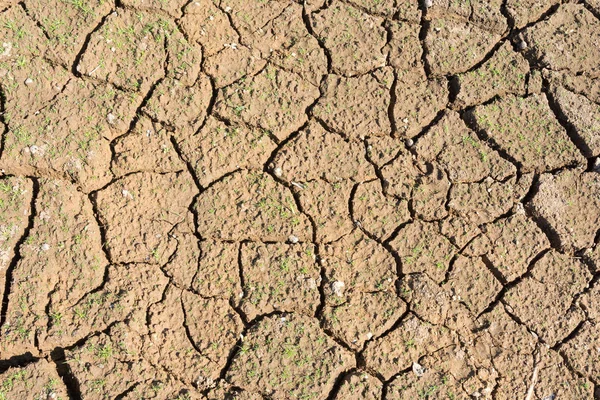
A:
[[412, 362, 426, 377], [273, 167, 283, 177], [517, 40, 527, 50], [288, 235, 299, 244], [41, 243, 50, 251], [107, 113, 116, 125], [593, 158, 600, 172], [331, 280, 345, 297], [424, 0, 433, 8], [29, 145, 39, 155], [24, 78, 33, 85], [405, 138, 414, 147]]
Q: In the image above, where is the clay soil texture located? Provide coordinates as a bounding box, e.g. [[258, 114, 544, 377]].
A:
[[0, 0, 600, 399]]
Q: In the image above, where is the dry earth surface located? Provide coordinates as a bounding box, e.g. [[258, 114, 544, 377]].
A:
[[0, 0, 599, 399]]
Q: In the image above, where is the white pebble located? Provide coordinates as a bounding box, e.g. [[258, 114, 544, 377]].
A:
[[24, 78, 33, 85], [413, 362, 426, 377], [288, 235, 299, 244], [518, 40, 528, 50], [424, 0, 433, 8], [273, 167, 283, 177], [331, 281, 345, 297], [107, 113, 116, 124], [41, 243, 50, 251]]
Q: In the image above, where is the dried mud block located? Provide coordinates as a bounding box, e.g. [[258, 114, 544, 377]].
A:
[[223, 0, 288, 38], [399, 274, 474, 331], [381, 147, 418, 199], [178, 116, 276, 187], [322, 290, 406, 350], [143, 75, 212, 135], [204, 46, 265, 89], [412, 163, 451, 221], [1, 79, 141, 192], [313, 68, 393, 139], [531, 348, 595, 400], [467, 214, 550, 282], [394, 70, 448, 138], [476, 306, 536, 398], [385, 20, 422, 71], [528, 170, 600, 251], [390, 220, 455, 283], [424, 16, 501, 76], [180, 0, 239, 57], [182, 290, 244, 373], [449, 177, 519, 226], [245, 3, 327, 86], [0, 179, 108, 356], [386, 344, 498, 399], [161, 222, 201, 289], [65, 327, 168, 398], [524, 4, 600, 76], [504, 250, 591, 346], [112, 116, 185, 176], [505, 0, 558, 28], [428, 0, 507, 33], [550, 84, 600, 158], [214, 65, 319, 141], [334, 371, 383, 400], [146, 286, 240, 387], [26, 0, 111, 66], [43, 263, 168, 349], [311, 3, 387, 76], [0, 57, 70, 121], [444, 255, 501, 315], [0, 177, 32, 283], [452, 42, 529, 108], [322, 230, 396, 304], [381, 149, 450, 221], [468, 94, 584, 173], [561, 320, 600, 384], [271, 122, 374, 184], [0, 359, 69, 399], [95, 172, 196, 264], [193, 240, 241, 299], [226, 314, 355, 399], [237, 242, 320, 320], [467, 214, 549, 283], [363, 313, 455, 380], [415, 111, 516, 183], [120, 0, 188, 18], [0, 5, 48, 61], [352, 180, 410, 241], [195, 171, 312, 242], [77, 10, 172, 92], [545, 70, 600, 104], [296, 179, 354, 243]]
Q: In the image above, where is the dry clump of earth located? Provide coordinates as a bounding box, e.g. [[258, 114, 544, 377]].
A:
[[0, 0, 599, 399]]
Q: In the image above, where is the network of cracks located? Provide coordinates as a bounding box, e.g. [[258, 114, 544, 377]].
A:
[[0, 0, 600, 399]]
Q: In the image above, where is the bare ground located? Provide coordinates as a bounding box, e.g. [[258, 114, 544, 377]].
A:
[[0, 0, 599, 399]]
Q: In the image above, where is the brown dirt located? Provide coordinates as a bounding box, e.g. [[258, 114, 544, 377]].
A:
[[1, 1, 599, 399]]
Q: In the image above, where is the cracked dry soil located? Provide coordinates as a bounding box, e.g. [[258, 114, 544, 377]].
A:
[[0, 0, 600, 399]]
